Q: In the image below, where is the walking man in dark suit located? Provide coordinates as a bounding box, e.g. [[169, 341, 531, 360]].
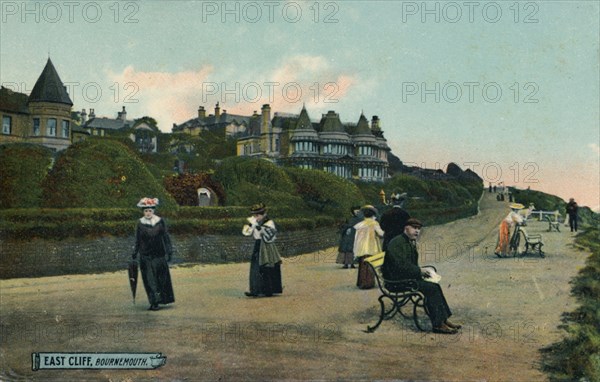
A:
[[379, 192, 410, 251]]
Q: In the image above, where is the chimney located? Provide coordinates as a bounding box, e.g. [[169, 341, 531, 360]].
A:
[[198, 106, 206, 119], [118, 106, 127, 121], [261, 104, 271, 124], [371, 116, 380, 130], [81, 108, 87, 123], [89, 109, 95, 119], [215, 102, 221, 118]]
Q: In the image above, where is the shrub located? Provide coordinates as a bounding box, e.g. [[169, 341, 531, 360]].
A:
[[0, 144, 54, 208], [283, 167, 365, 217], [541, 227, 600, 381], [214, 157, 295, 197], [41, 138, 177, 209]]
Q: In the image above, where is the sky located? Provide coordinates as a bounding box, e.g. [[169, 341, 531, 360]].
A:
[[1, 0, 598, 210]]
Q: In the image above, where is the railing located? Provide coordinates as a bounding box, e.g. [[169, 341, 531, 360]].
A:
[[530, 210, 562, 222]]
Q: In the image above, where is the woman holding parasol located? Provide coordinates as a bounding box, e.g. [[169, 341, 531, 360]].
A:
[[132, 197, 175, 310]]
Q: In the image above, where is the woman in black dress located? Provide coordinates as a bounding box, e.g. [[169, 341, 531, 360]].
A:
[[242, 203, 282, 297], [132, 197, 175, 311]]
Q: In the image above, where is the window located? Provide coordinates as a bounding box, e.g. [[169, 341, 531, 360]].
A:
[[33, 118, 40, 136], [2, 116, 12, 135], [47, 118, 57, 136], [61, 120, 70, 138]]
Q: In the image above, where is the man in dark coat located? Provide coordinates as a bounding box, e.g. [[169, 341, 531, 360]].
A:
[[382, 218, 461, 334], [379, 192, 410, 251], [566, 198, 579, 232]]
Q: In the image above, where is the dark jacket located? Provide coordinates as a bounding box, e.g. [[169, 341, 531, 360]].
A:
[[379, 206, 410, 251], [381, 233, 421, 281], [566, 201, 578, 217], [338, 214, 363, 253]]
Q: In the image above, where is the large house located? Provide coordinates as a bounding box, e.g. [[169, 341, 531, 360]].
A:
[[176, 103, 390, 182], [78, 106, 159, 153], [172, 102, 249, 137], [0, 58, 74, 151], [239, 104, 390, 182]]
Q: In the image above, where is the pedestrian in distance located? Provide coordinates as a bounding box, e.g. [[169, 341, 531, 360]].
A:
[[132, 197, 175, 311], [336, 206, 362, 269], [566, 198, 579, 232]]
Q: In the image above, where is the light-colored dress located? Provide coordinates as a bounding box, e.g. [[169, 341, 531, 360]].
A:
[[353, 217, 384, 259]]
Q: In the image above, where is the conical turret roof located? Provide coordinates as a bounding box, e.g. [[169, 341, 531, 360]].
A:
[[28, 58, 73, 105], [355, 112, 371, 135]]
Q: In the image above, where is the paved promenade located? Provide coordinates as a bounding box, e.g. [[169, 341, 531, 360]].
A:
[[0, 192, 589, 381]]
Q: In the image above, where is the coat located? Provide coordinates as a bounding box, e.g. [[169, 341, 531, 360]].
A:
[[353, 217, 384, 259]]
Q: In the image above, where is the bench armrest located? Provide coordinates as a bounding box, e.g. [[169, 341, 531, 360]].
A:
[[381, 278, 420, 293]]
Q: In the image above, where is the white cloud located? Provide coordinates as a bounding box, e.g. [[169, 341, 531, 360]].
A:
[[107, 65, 214, 131]]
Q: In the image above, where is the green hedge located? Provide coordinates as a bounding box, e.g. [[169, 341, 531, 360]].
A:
[[41, 138, 177, 209], [0, 144, 54, 208], [0, 208, 336, 239]]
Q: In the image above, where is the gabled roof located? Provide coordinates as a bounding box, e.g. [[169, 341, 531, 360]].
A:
[[0, 86, 29, 114], [28, 58, 73, 105]]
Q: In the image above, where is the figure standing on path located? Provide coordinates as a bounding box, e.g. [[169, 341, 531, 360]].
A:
[[132, 197, 175, 311], [242, 203, 283, 297], [494, 203, 524, 257], [382, 218, 462, 334], [354, 205, 384, 289], [379, 192, 411, 251], [336, 206, 362, 269], [566, 198, 579, 232]]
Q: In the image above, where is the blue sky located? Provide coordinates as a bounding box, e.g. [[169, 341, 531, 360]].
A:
[[1, 1, 598, 210]]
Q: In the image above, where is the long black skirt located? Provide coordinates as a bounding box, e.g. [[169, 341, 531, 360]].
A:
[[249, 240, 282, 296], [140, 255, 175, 305]]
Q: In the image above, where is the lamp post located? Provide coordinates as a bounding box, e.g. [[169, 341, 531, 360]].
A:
[[379, 189, 386, 205]]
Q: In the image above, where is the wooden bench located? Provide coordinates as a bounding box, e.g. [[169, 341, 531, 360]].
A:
[[512, 226, 545, 258], [363, 252, 433, 333], [544, 216, 560, 232]]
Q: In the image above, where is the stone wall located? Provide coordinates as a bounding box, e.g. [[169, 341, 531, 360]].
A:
[[0, 227, 339, 279]]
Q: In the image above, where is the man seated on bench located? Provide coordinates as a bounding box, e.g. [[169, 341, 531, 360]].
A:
[[382, 218, 462, 334]]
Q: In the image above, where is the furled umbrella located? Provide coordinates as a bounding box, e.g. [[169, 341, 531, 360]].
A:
[[128, 260, 139, 304]]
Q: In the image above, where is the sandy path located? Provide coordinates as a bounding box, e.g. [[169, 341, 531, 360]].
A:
[[0, 192, 589, 381]]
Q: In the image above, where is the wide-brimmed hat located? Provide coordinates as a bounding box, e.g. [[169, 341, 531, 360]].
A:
[[137, 197, 159, 209], [362, 204, 378, 214], [250, 203, 267, 215], [406, 218, 423, 228], [509, 203, 525, 210]]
